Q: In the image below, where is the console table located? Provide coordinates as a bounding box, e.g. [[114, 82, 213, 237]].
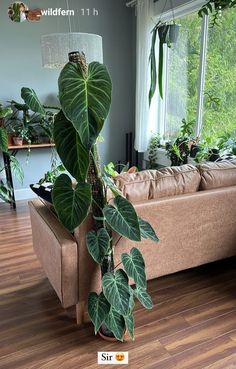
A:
[[2, 143, 55, 209]]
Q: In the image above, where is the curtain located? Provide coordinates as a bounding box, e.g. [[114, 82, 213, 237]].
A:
[[135, 0, 158, 152]]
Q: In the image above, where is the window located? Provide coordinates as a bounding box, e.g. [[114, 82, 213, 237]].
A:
[[157, 6, 236, 143]]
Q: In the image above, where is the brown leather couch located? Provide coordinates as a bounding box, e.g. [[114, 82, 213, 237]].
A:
[[29, 160, 236, 324]]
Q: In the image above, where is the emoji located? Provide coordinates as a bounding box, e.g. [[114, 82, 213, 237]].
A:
[[116, 352, 125, 362]]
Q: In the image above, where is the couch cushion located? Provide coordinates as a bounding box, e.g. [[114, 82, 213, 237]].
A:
[[114, 165, 201, 202], [198, 160, 236, 190]]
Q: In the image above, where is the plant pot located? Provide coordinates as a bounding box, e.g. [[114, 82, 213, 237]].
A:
[[98, 325, 126, 342], [13, 137, 23, 146], [168, 24, 180, 44], [8, 133, 13, 146], [158, 24, 180, 44]]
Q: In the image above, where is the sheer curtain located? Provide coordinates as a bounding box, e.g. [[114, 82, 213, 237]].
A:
[[135, 0, 158, 152]]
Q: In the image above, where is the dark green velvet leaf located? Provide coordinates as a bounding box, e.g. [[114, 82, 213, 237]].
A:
[[103, 195, 141, 241], [52, 174, 91, 232]]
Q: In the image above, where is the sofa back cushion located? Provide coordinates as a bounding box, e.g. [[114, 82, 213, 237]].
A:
[[198, 160, 236, 190], [114, 165, 201, 202]]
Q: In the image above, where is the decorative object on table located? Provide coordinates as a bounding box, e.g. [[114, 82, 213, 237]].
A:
[[166, 119, 196, 166], [198, 0, 236, 27], [52, 51, 159, 341], [147, 133, 161, 168], [30, 164, 65, 204]]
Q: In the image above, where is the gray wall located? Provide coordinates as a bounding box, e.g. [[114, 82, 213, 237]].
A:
[[0, 0, 135, 199]]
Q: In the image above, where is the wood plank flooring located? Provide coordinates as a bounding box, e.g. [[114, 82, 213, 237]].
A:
[[1, 201, 236, 369]]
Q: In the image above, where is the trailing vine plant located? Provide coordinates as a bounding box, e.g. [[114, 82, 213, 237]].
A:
[[52, 52, 159, 341], [198, 0, 236, 27]]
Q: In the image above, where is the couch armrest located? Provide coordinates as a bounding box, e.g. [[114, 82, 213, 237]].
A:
[[28, 199, 78, 308]]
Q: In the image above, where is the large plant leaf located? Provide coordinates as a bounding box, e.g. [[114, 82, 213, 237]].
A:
[[133, 288, 153, 310], [21, 87, 46, 115], [0, 106, 13, 119], [88, 292, 110, 334], [0, 128, 8, 152], [138, 217, 159, 242], [122, 247, 146, 289], [102, 269, 130, 316], [10, 156, 24, 184], [86, 228, 110, 264], [124, 313, 135, 341], [58, 61, 112, 148], [103, 195, 141, 241], [149, 26, 158, 105], [53, 110, 89, 182], [104, 308, 125, 342], [0, 182, 11, 203], [52, 174, 91, 232]]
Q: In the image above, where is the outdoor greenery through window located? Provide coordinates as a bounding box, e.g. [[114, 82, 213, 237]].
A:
[[159, 6, 236, 145]]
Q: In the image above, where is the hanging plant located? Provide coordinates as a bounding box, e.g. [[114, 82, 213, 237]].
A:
[[149, 22, 180, 104], [198, 0, 236, 27]]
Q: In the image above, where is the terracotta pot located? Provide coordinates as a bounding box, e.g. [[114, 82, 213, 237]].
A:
[[98, 329, 119, 342], [8, 133, 13, 146], [13, 137, 23, 146], [98, 326, 127, 342]]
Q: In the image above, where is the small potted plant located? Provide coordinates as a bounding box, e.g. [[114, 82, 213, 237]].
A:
[[166, 119, 196, 166]]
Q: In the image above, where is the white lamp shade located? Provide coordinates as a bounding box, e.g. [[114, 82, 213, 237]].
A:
[[41, 32, 103, 68]]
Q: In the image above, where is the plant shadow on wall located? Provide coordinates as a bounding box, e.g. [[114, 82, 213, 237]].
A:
[[52, 52, 159, 341]]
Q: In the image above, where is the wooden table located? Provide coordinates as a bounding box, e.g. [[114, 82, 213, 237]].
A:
[[3, 143, 55, 209]]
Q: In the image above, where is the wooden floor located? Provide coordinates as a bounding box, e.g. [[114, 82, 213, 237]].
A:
[[1, 202, 236, 369]]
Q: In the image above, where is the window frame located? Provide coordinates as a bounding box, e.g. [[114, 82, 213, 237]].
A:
[[154, 0, 209, 139]]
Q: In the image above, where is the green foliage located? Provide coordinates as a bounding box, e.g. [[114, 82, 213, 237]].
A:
[[58, 62, 112, 149], [52, 174, 91, 232], [124, 313, 135, 341], [133, 287, 154, 309], [148, 133, 160, 169], [102, 269, 130, 316], [38, 164, 65, 185], [138, 217, 160, 242], [53, 111, 89, 182], [198, 1, 236, 27], [88, 292, 110, 334], [122, 247, 147, 289], [104, 309, 126, 341], [10, 156, 24, 184], [21, 87, 46, 115], [103, 195, 141, 242], [54, 56, 159, 341], [86, 228, 111, 264], [0, 128, 8, 152]]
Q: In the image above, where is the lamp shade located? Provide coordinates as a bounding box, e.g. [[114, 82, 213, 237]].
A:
[[41, 32, 103, 68]]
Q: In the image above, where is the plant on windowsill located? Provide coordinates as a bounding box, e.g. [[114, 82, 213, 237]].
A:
[[198, 0, 236, 27], [52, 52, 159, 342], [149, 21, 180, 103], [147, 133, 161, 168], [166, 118, 196, 166]]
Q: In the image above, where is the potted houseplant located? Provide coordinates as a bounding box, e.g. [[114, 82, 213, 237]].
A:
[[52, 51, 159, 341], [166, 119, 196, 166], [149, 21, 180, 103], [147, 133, 161, 168]]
